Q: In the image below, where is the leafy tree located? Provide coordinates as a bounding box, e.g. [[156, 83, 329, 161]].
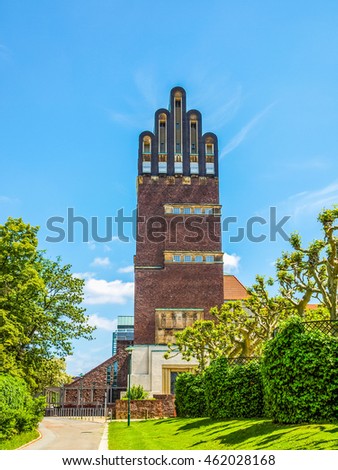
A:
[[164, 319, 230, 372], [0, 217, 95, 390], [165, 277, 294, 371], [35, 358, 73, 394], [276, 206, 338, 320]]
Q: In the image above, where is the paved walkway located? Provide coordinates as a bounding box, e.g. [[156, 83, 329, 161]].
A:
[[21, 417, 108, 450]]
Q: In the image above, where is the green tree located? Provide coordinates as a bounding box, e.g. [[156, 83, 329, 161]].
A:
[[0, 217, 95, 389], [164, 319, 230, 372], [165, 278, 293, 371], [35, 358, 73, 393], [276, 206, 338, 320]]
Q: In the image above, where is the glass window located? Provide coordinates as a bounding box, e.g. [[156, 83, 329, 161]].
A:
[[194, 207, 202, 214], [173, 255, 181, 262], [205, 207, 213, 215], [194, 255, 203, 262], [143, 136, 151, 154], [184, 255, 192, 262], [205, 255, 214, 263], [183, 207, 191, 214], [173, 207, 181, 214]]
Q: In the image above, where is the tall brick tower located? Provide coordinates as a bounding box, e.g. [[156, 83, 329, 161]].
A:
[[132, 87, 224, 394]]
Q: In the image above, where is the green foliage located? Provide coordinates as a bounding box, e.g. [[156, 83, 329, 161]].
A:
[[276, 206, 338, 319], [0, 217, 95, 390], [165, 320, 230, 372], [174, 373, 207, 418], [262, 316, 338, 424], [166, 279, 295, 372], [203, 358, 264, 419], [123, 385, 149, 400], [0, 374, 45, 440]]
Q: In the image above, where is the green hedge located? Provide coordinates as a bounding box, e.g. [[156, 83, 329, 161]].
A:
[[0, 375, 45, 440], [262, 317, 338, 424], [175, 372, 207, 417], [204, 358, 264, 419]]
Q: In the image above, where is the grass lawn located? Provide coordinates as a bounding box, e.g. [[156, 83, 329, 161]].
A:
[[0, 430, 40, 450], [108, 418, 338, 450]]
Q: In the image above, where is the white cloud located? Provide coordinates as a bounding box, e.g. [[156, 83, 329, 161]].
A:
[[91, 257, 111, 267], [220, 101, 277, 159], [88, 314, 117, 332], [73, 271, 96, 280], [118, 265, 134, 273], [84, 277, 134, 305], [283, 181, 338, 218], [223, 252, 240, 273]]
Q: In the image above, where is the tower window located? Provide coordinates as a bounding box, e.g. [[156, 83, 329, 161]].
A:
[[142, 136, 151, 154], [174, 97, 182, 156], [206, 143, 214, 155], [184, 255, 192, 262], [194, 207, 202, 214], [205, 255, 214, 263], [142, 136, 152, 173], [190, 120, 198, 154], [173, 207, 181, 214], [183, 207, 191, 214], [194, 255, 203, 262], [159, 117, 167, 154], [173, 255, 181, 262]]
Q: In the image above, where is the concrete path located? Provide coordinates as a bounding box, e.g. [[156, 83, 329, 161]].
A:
[[21, 417, 107, 450]]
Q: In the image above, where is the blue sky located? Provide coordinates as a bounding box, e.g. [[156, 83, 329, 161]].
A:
[[1, 1, 338, 376]]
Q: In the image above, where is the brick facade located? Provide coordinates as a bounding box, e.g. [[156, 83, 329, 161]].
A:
[[134, 87, 224, 346], [63, 340, 132, 406]]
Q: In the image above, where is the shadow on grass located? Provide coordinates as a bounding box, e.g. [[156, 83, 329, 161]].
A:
[[206, 421, 295, 449]]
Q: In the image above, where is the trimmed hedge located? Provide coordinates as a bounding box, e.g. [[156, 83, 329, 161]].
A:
[[262, 317, 338, 424], [204, 358, 264, 419], [0, 375, 45, 440], [175, 372, 207, 417]]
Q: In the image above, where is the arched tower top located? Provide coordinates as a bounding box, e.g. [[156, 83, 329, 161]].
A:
[[138, 87, 218, 177]]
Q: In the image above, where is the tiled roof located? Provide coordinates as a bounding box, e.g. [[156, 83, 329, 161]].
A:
[[224, 275, 249, 300], [306, 303, 319, 310]]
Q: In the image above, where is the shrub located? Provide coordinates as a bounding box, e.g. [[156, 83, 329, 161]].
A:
[[0, 374, 45, 440], [123, 384, 149, 400], [204, 357, 264, 419], [175, 372, 207, 417], [262, 316, 338, 424]]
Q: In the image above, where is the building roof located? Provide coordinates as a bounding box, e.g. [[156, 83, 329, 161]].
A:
[[306, 303, 319, 310], [224, 275, 249, 300]]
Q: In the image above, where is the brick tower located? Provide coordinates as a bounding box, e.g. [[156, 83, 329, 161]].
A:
[[132, 87, 224, 394]]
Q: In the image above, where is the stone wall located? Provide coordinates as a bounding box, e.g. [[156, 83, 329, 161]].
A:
[[115, 394, 176, 419]]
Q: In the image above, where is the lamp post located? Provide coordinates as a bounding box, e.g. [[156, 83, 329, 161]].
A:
[[125, 346, 134, 426]]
